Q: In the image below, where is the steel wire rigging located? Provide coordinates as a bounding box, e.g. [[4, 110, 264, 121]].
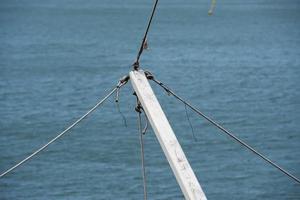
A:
[[2, 1, 299, 199], [0, 76, 129, 178], [144, 71, 300, 185], [133, 0, 159, 70]]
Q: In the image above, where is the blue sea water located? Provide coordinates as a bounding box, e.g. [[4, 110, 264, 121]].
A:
[[0, 0, 300, 199]]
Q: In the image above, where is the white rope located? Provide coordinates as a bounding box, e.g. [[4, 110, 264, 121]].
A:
[[0, 86, 118, 178]]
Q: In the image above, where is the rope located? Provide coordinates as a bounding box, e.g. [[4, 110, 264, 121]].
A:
[[133, 0, 159, 70], [115, 85, 128, 127], [146, 72, 300, 184], [138, 112, 148, 200], [135, 96, 148, 200], [0, 77, 129, 179], [185, 104, 198, 142]]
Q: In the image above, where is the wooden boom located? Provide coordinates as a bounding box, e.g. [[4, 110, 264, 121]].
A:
[[130, 70, 207, 200]]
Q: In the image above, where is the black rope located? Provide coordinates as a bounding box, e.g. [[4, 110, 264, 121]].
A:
[[133, 0, 159, 70], [185, 104, 198, 142], [145, 72, 300, 184], [115, 85, 128, 127]]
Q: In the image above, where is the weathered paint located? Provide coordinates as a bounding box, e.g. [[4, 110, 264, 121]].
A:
[[130, 70, 207, 200]]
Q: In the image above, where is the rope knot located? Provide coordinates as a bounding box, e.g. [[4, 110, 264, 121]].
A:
[[133, 61, 140, 70], [135, 103, 143, 114], [117, 75, 130, 89], [144, 71, 154, 80]]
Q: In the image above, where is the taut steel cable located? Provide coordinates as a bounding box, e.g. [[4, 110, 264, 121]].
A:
[[0, 77, 129, 178], [133, 0, 159, 70], [145, 72, 300, 184]]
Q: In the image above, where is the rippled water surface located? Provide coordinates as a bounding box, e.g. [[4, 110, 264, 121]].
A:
[[1, 0, 300, 199]]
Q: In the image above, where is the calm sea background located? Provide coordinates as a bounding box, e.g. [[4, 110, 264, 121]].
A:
[[0, 0, 299, 199]]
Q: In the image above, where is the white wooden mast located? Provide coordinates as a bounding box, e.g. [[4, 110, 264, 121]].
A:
[[130, 70, 207, 200]]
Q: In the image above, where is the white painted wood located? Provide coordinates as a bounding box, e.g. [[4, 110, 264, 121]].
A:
[[130, 70, 207, 200]]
